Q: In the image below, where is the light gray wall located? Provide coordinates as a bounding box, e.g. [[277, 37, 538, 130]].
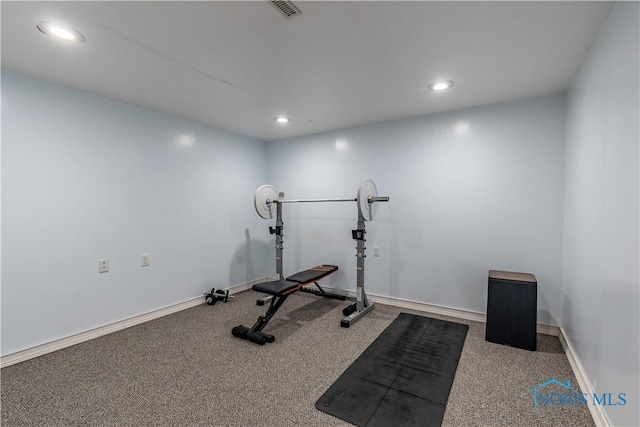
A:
[[266, 94, 567, 326], [1, 71, 270, 355], [563, 2, 639, 426]]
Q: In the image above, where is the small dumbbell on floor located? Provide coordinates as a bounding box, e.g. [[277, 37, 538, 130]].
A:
[[204, 288, 234, 305]]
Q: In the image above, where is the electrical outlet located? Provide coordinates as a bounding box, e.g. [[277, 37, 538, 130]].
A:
[[140, 253, 150, 267], [373, 246, 380, 257], [99, 258, 109, 273]]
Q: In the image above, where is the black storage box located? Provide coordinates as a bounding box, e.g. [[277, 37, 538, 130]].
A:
[[485, 270, 537, 351]]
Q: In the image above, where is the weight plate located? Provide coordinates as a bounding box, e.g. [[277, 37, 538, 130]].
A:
[[254, 184, 278, 219], [357, 179, 378, 221]]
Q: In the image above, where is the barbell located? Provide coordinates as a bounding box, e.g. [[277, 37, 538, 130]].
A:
[[254, 179, 389, 221]]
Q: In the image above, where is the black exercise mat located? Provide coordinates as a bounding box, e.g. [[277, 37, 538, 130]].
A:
[[316, 313, 468, 426]]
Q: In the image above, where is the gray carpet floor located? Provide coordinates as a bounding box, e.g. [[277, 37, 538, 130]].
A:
[[1, 290, 594, 426]]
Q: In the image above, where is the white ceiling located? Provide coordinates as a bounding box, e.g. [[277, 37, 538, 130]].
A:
[[2, 1, 613, 141]]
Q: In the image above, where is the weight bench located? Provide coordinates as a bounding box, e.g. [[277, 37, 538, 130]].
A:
[[232, 265, 339, 345]]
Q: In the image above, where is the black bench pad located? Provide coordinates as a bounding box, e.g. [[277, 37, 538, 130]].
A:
[[252, 266, 338, 298], [252, 279, 299, 297], [286, 265, 338, 285]]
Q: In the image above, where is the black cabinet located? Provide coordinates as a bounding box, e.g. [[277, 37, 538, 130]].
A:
[[486, 270, 537, 351]]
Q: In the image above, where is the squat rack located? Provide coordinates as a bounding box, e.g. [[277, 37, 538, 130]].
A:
[[253, 179, 389, 327]]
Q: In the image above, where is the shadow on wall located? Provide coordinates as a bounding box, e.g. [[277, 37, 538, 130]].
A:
[[537, 290, 555, 327], [288, 215, 354, 275], [228, 229, 269, 286], [382, 194, 419, 298], [229, 194, 261, 239], [561, 290, 601, 379], [385, 218, 403, 298]]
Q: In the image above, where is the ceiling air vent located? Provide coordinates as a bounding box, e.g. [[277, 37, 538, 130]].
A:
[[270, 0, 302, 19]]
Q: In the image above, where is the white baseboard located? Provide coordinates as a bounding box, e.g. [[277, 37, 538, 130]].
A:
[[369, 292, 485, 322], [0, 277, 269, 369], [3, 278, 605, 427], [559, 328, 611, 427], [0, 280, 561, 368], [365, 291, 561, 336]]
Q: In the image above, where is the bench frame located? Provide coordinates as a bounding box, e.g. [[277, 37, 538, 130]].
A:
[[232, 266, 339, 345]]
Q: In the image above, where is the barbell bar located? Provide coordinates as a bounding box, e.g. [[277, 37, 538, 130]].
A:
[[278, 198, 356, 203], [254, 179, 389, 222]]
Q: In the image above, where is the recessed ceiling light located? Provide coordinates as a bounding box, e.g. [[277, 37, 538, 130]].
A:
[[428, 80, 455, 91], [274, 116, 291, 124], [37, 21, 85, 43]]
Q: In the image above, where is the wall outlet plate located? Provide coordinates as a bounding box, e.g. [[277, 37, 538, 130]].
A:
[[140, 253, 149, 267], [99, 258, 109, 273]]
